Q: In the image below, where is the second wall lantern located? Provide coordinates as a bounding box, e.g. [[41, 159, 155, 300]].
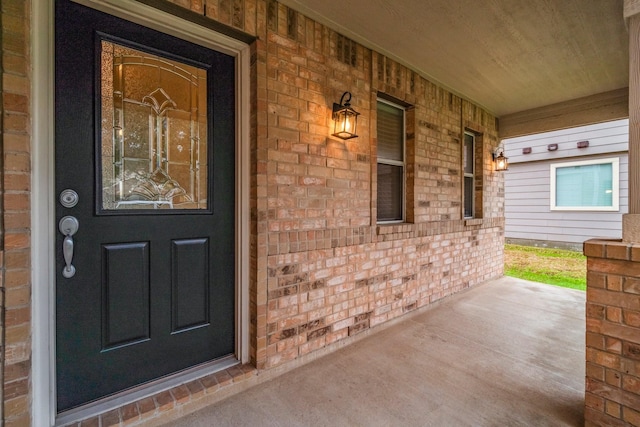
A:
[[332, 92, 360, 140], [493, 146, 509, 171]]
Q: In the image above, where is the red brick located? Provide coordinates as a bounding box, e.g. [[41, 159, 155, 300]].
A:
[[588, 349, 621, 370], [606, 242, 631, 260], [100, 409, 121, 427], [623, 375, 640, 395], [5, 152, 30, 172], [4, 395, 28, 419], [185, 379, 206, 399], [199, 373, 220, 392], [587, 332, 605, 350], [625, 277, 640, 295], [623, 406, 640, 426], [625, 310, 640, 328], [608, 275, 624, 291], [624, 342, 640, 361], [4, 232, 29, 251], [170, 384, 191, 405], [4, 172, 29, 191], [214, 370, 234, 387], [606, 337, 622, 354], [4, 413, 30, 427], [4, 378, 28, 400], [586, 406, 628, 427], [587, 362, 605, 382], [154, 390, 175, 412], [588, 288, 640, 311], [608, 307, 623, 323], [587, 303, 605, 319], [586, 392, 605, 411], [606, 369, 622, 387], [587, 271, 607, 289], [121, 402, 140, 425], [3, 93, 28, 113], [584, 241, 606, 258], [606, 400, 622, 418], [590, 258, 640, 278], [137, 397, 157, 418]]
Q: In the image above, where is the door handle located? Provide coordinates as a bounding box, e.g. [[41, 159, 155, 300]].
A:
[[59, 216, 79, 278]]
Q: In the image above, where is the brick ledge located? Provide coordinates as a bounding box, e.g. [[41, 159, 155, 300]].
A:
[[62, 364, 256, 427], [583, 238, 640, 261]]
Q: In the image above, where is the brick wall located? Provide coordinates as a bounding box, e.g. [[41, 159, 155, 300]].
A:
[[2, 0, 32, 425], [4, 0, 504, 425], [255, 5, 503, 369], [584, 239, 640, 426]]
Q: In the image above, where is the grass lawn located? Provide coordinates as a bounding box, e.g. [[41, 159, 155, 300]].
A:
[[504, 244, 586, 291]]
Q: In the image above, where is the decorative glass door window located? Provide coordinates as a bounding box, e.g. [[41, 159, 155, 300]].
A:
[[100, 40, 208, 210]]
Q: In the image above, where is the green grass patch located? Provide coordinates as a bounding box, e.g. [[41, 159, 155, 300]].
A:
[[504, 244, 586, 291]]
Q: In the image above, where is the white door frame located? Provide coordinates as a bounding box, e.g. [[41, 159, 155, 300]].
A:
[[31, 1, 251, 424]]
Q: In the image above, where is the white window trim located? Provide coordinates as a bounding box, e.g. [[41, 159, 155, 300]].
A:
[[376, 98, 406, 224], [549, 157, 620, 211]]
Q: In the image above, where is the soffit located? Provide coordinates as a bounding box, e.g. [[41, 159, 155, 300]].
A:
[[278, 0, 629, 118]]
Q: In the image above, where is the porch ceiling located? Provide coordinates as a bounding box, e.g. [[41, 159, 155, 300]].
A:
[[279, 0, 628, 130]]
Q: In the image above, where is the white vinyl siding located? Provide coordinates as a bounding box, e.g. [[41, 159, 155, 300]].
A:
[[504, 119, 628, 246]]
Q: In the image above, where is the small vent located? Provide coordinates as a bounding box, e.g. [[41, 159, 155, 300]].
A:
[[287, 8, 297, 40], [377, 53, 385, 82], [577, 140, 589, 148], [267, 0, 278, 32], [232, 0, 244, 29], [336, 34, 357, 67]]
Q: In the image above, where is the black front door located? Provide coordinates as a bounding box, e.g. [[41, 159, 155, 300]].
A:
[[55, 0, 236, 411]]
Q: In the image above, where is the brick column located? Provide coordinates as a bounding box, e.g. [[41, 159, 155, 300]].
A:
[[584, 240, 640, 426], [624, 3, 640, 242], [584, 7, 640, 426]]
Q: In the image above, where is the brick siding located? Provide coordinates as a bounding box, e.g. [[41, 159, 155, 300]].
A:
[[2, 0, 32, 426], [2, 0, 504, 425], [584, 239, 640, 427]]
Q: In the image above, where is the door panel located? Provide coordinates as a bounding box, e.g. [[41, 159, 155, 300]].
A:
[[101, 242, 150, 350], [55, 0, 236, 411], [171, 238, 210, 332]]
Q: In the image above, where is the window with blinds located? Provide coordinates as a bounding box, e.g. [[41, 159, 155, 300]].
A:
[[550, 158, 619, 211], [377, 100, 405, 222], [463, 132, 475, 218]]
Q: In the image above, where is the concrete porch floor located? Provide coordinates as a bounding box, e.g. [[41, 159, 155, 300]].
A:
[[165, 277, 586, 426]]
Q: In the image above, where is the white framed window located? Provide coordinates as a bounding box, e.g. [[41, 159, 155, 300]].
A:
[[550, 157, 619, 211], [463, 132, 474, 218], [376, 99, 405, 222]]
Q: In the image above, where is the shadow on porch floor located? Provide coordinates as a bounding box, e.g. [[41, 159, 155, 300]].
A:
[[164, 277, 585, 426]]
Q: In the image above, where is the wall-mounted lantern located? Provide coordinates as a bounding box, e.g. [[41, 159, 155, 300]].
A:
[[331, 91, 359, 140], [492, 146, 508, 171]]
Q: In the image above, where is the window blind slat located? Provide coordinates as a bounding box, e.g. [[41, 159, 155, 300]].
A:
[[377, 102, 403, 161], [377, 163, 403, 221]]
